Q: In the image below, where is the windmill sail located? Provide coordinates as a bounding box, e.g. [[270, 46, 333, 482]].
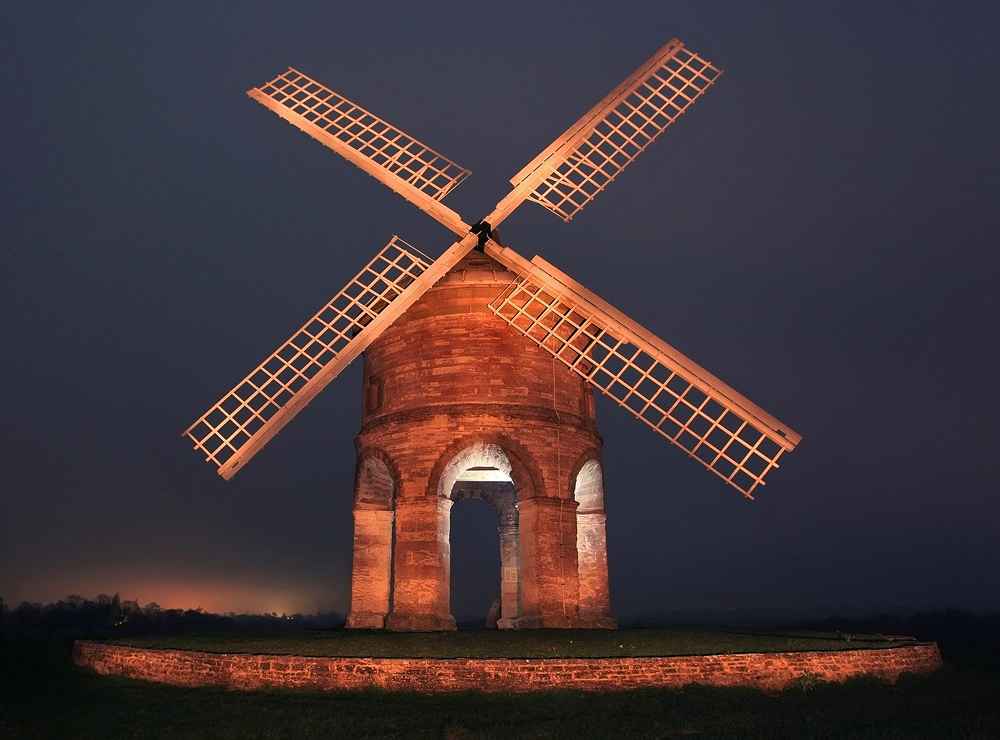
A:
[[248, 69, 470, 235], [187, 233, 484, 478], [485, 242, 799, 498], [506, 39, 721, 223], [190, 39, 800, 491], [187, 238, 412, 478]]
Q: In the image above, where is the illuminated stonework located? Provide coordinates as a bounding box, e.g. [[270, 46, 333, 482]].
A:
[[185, 41, 803, 633], [73, 641, 945, 692], [346, 255, 615, 630]]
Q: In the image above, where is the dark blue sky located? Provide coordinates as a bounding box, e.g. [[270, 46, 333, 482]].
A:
[[2, 0, 998, 619]]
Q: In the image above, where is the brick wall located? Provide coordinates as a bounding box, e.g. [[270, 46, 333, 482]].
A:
[[72, 641, 942, 693]]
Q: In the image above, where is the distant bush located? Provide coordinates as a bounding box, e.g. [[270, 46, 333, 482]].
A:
[[0, 594, 344, 638]]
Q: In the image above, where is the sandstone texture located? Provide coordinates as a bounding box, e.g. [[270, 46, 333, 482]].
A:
[[73, 641, 944, 693], [347, 254, 613, 630]]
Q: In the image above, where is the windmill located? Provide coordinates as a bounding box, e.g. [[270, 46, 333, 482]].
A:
[[185, 39, 801, 630]]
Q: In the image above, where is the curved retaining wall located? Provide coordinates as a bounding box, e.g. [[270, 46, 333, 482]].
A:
[[72, 641, 942, 693]]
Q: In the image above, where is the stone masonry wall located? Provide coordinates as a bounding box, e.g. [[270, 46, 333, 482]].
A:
[[73, 641, 943, 694], [352, 254, 610, 630]]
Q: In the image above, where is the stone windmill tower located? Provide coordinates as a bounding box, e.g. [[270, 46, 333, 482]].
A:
[[186, 40, 801, 630]]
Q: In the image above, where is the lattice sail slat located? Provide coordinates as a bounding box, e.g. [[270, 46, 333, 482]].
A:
[[486, 249, 799, 498], [185, 238, 432, 479], [510, 40, 721, 222], [248, 69, 470, 234]]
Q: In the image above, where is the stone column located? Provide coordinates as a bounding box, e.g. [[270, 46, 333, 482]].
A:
[[497, 523, 520, 629], [346, 509, 395, 629], [516, 497, 581, 628], [576, 510, 616, 628], [385, 496, 456, 631]]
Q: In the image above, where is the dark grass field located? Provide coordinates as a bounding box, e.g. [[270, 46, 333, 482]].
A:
[[106, 626, 898, 658], [3, 637, 999, 739]]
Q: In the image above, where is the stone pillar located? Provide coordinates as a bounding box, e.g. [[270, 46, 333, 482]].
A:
[[576, 510, 616, 628], [497, 524, 520, 629], [346, 509, 394, 629], [516, 497, 581, 628], [385, 496, 456, 631]]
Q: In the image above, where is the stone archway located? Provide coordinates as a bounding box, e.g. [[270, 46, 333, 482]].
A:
[[437, 443, 521, 629], [346, 453, 396, 629]]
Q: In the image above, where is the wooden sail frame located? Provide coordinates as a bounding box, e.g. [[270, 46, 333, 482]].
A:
[[485, 242, 799, 498], [188, 39, 799, 494], [185, 236, 479, 478], [509, 39, 722, 222], [249, 69, 469, 235]]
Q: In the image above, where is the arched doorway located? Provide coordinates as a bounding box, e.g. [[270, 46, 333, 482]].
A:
[[449, 496, 501, 627], [437, 443, 520, 629]]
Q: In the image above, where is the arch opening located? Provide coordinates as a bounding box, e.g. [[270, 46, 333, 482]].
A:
[[438, 443, 521, 629], [449, 496, 502, 628]]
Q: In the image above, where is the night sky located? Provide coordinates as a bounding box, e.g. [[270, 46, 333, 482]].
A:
[[2, 1, 998, 622]]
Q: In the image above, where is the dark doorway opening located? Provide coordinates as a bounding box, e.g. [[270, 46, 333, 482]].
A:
[[449, 497, 501, 628]]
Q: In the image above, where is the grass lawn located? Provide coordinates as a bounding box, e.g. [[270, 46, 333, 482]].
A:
[[105, 626, 902, 659], [3, 637, 999, 739]]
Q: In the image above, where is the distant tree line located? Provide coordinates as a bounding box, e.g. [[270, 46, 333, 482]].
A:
[[785, 609, 1000, 656], [1, 594, 344, 638], [3, 596, 996, 655]]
